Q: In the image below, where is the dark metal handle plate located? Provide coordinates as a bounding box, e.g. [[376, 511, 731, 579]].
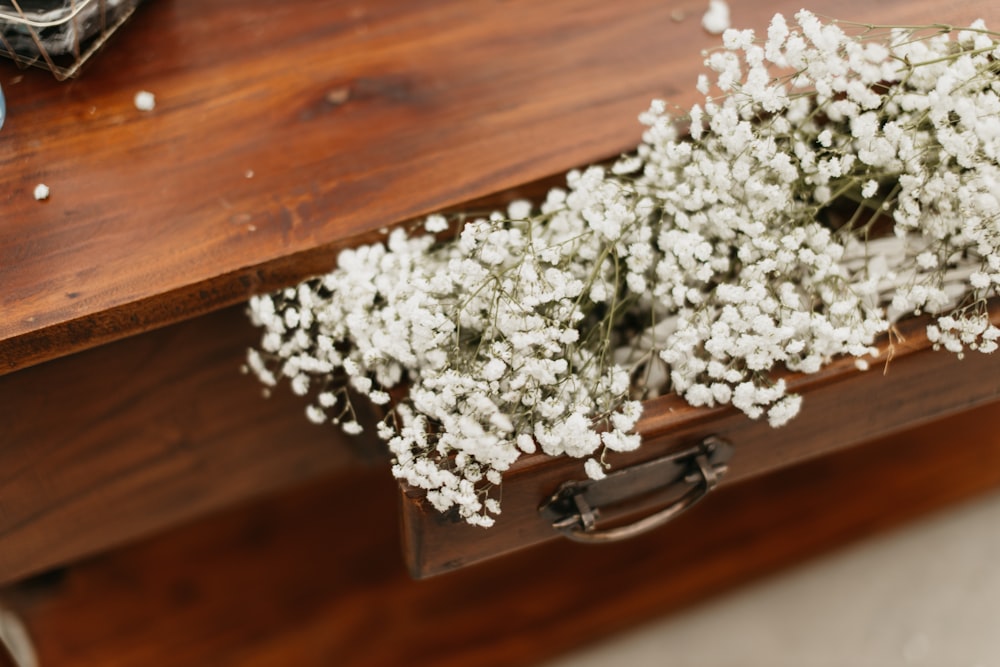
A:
[[539, 436, 733, 543]]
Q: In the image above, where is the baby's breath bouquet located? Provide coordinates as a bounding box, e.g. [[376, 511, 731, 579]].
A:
[[248, 11, 1000, 527]]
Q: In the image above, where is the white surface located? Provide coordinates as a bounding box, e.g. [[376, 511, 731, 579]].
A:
[[543, 491, 1000, 667]]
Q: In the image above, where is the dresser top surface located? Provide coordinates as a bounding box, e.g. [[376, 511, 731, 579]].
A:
[[0, 0, 993, 373]]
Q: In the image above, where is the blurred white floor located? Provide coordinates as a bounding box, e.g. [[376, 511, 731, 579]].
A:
[[543, 489, 1000, 667]]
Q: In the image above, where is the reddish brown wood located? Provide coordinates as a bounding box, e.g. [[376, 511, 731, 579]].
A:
[[0, 642, 16, 667], [1, 0, 996, 374], [0, 3, 998, 658], [3, 403, 1000, 667], [0, 304, 377, 587], [0, 160, 610, 587], [402, 307, 1000, 576]]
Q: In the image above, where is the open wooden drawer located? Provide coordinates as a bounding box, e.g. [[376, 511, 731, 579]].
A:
[[400, 305, 1000, 577]]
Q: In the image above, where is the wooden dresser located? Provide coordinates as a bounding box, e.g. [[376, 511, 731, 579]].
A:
[[2, 0, 1000, 664]]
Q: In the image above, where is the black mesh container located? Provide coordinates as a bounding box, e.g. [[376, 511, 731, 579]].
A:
[[0, 0, 142, 79]]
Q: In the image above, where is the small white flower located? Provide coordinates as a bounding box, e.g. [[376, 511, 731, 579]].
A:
[[134, 90, 156, 111], [516, 433, 537, 454], [702, 0, 731, 35], [696, 74, 711, 95], [767, 394, 802, 427], [970, 272, 991, 289], [290, 374, 310, 396], [369, 390, 391, 405], [424, 214, 448, 233], [306, 405, 327, 424], [584, 458, 607, 480], [507, 200, 532, 219], [602, 430, 641, 452], [916, 252, 938, 270]]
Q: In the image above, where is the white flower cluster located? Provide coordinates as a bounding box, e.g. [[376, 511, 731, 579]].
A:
[[248, 189, 648, 527], [248, 12, 1000, 526], [631, 11, 1000, 423]]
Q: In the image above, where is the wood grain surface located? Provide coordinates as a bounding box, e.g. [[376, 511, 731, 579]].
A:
[[0, 304, 378, 587], [3, 401, 1000, 667], [2, 0, 997, 374]]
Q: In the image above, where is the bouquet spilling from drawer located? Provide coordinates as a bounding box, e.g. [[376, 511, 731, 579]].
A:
[[247, 12, 1000, 528]]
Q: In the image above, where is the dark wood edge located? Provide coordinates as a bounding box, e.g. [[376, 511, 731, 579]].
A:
[[0, 172, 575, 378]]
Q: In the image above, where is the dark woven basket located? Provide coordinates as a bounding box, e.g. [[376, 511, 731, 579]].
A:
[[0, 0, 142, 79]]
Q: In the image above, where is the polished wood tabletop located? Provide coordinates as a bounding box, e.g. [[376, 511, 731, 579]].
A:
[[2, 0, 995, 374]]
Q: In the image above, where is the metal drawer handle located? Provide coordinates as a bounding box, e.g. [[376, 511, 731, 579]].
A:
[[539, 436, 733, 544]]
